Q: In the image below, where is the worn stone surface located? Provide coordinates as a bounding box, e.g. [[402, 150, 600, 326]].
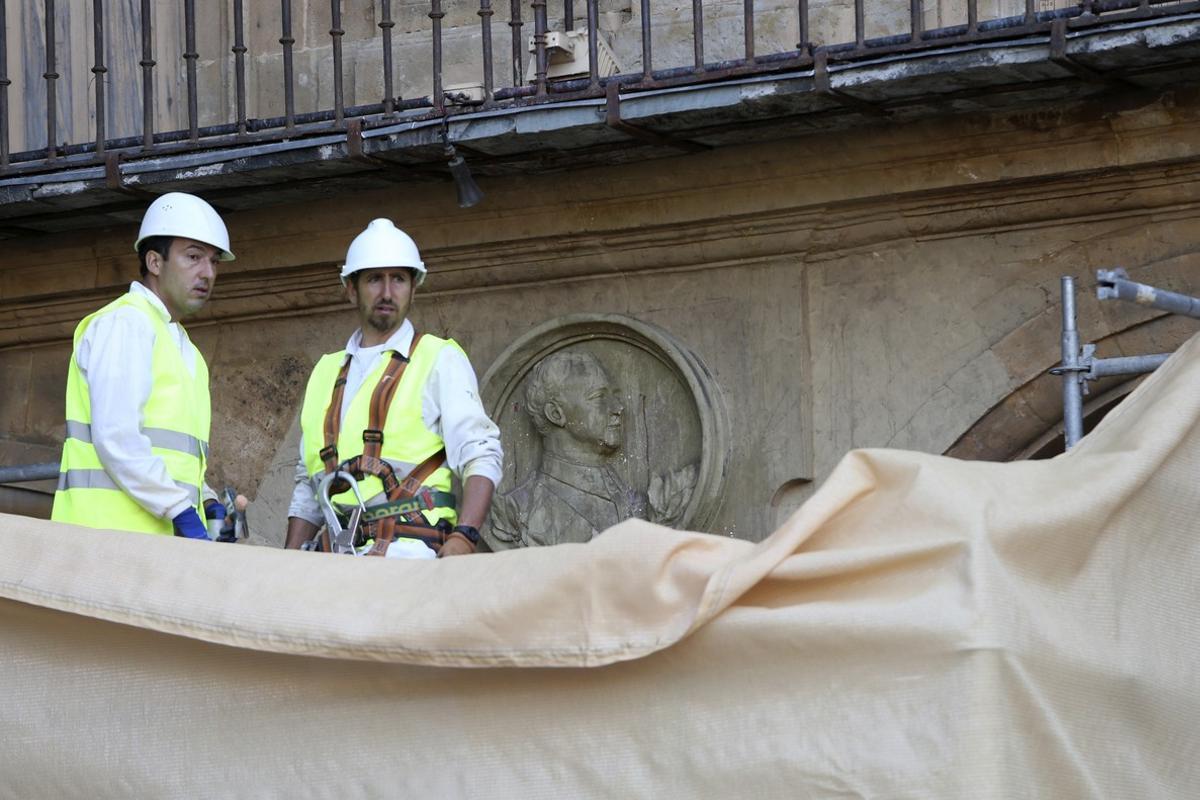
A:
[[246, 411, 304, 549], [0, 351, 34, 444]]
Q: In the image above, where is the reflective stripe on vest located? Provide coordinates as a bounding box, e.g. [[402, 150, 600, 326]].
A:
[[51, 291, 210, 536], [65, 420, 208, 458], [57, 469, 199, 497], [299, 334, 459, 527]]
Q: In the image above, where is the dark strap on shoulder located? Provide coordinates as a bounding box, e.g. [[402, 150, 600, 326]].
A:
[[317, 332, 460, 556], [362, 332, 423, 462], [398, 446, 447, 499], [320, 355, 353, 476], [321, 333, 425, 477]]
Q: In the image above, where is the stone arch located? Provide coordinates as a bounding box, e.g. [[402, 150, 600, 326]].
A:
[[944, 260, 1199, 462], [947, 312, 1197, 462]]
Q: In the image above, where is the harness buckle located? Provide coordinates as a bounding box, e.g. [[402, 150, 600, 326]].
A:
[[416, 486, 436, 509], [317, 470, 367, 555]]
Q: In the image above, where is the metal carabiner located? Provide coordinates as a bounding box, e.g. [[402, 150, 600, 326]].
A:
[[317, 470, 368, 555]]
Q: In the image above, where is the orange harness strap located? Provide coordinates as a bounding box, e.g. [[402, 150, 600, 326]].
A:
[[319, 356, 353, 476], [317, 334, 451, 555]]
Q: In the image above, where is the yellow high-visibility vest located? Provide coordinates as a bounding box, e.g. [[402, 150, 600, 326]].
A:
[[51, 292, 210, 535], [300, 334, 458, 527]]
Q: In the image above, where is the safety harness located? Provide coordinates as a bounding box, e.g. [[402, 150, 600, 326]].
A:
[[316, 333, 456, 555]]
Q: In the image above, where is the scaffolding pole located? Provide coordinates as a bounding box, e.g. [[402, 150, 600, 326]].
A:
[[1097, 269, 1200, 320], [1053, 269, 1200, 451], [0, 462, 59, 483], [1088, 353, 1171, 378], [1058, 276, 1085, 450]]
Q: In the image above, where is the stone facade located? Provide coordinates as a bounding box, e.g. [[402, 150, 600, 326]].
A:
[[3, 84, 1199, 541]]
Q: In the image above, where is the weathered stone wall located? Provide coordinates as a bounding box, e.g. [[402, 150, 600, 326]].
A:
[[2, 89, 1199, 541]]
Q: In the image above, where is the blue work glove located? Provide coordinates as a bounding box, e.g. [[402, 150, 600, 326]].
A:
[[172, 508, 210, 540], [204, 502, 226, 523]]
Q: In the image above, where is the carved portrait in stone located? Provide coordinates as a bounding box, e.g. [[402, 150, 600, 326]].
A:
[[481, 314, 729, 550], [491, 350, 649, 546]]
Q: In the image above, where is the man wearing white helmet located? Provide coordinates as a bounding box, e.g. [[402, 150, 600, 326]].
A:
[[51, 192, 233, 539], [284, 219, 502, 558]]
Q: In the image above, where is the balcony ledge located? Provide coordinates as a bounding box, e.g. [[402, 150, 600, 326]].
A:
[[1, 13, 1198, 239]]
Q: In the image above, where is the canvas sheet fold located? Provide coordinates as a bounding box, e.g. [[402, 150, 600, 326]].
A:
[[2, 334, 1197, 798]]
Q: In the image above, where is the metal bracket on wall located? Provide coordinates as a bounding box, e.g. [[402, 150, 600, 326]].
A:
[[1049, 19, 1139, 90], [346, 118, 389, 168], [346, 118, 457, 181], [605, 83, 710, 153], [813, 50, 890, 118], [103, 153, 157, 200]]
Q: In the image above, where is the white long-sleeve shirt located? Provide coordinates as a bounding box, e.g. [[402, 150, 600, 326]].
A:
[[74, 282, 207, 520], [288, 319, 504, 525]]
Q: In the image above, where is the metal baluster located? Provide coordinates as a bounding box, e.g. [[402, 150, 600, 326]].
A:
[[532, 0, 548, 96], [692, 0, 703, 73], [140, 0, 154, 149], [184, 0, 199, 143], [797, 0, 809, 55], [509, 0, 524, 88], [380, 0, 397, 113], [480, 0, 495, 104], [564, 0, 573, 29], [431, 0, 445, 112], [281, 0, 295, 132], [967, 0, 977, 34], [92, 0, 106, 156], [1024, 0, 1034, 25], [0, 0, 9, 169], [330, 0, 344, 124], [854, 0, 864, 49], [640, 0, 651, 79], [910, 0, 922, 43], [586, 0, 598, 90], [233, 0, 247, 135], [44, 0, 58, 161], [744, 0, 754, 63]]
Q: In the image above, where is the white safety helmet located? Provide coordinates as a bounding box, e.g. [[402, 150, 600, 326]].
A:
[[134, 192, 235, 261], [340, 218, 426, 287]]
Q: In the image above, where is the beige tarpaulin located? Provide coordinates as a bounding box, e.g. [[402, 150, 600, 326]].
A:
[[2, 336, 1199, 799]]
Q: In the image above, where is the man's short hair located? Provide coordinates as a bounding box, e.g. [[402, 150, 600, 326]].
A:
[[524, 350, 604, 435], [137, 236, 173, 279]]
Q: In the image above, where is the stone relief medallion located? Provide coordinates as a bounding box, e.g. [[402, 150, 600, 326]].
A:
[[479, 313, 729, 550]]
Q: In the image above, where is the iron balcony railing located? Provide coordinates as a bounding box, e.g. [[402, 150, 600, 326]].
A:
[[0, 0, 1195, 176]]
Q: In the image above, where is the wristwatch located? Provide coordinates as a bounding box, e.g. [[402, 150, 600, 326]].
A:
[[450, 524, 481, 545]]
